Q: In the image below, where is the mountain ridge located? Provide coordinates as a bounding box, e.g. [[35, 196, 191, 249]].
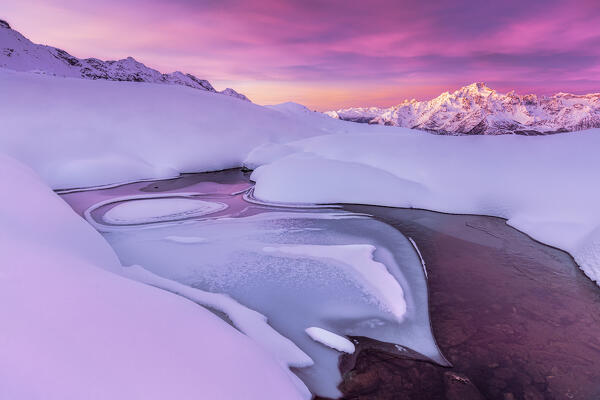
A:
[[0, 19, 250, 101], [325, 82, 600, 135]]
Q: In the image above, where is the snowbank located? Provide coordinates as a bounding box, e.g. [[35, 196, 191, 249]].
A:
[[0, 70, 375, 189], [0, 154, 307, 400], [248, 130, 600, 284], [3, 68, 600, 283], [3, 66, 600, 397]]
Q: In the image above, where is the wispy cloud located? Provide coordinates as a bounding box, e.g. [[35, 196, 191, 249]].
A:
[[5, 0, 600, 109]]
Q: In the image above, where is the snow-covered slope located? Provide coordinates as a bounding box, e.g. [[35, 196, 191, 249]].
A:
[[326, 82, 600, 135], [3, 62, 600, 396], [0, 70, 366, 188], [0, 19, 250, 101], [247, 129, 600, 285], [0, 154, 307, 400], [3, 69, 600, 290], [220, 87, 252, 102]]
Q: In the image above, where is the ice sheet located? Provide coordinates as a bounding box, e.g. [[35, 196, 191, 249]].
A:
[[90, 198, 444, 398], [103, 198, 226, 224]]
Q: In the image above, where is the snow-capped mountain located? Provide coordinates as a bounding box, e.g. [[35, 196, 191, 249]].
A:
[[326, 82, 600, 135], [219, 87, 251, 102], [0, 19, 250, 101]]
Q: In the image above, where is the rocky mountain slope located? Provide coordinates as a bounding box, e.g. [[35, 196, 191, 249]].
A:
[[326, 82, 600, 135], [0, 19, 250, 101]]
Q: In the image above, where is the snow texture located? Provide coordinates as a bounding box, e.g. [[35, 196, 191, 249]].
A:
[[0, 155, 307, 400], [305, 327, 356, 354], [0, 70, 367, 189], [248, 130, 600, 285], [92, 206, 443, 398], [263, 244, 407, 319], [2, 66, 600, 287]]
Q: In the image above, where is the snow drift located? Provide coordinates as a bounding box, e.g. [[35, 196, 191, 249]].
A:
[[0, 69, 367, 189], [247, 130, 600, 284], [1, 68, 600, 287], [0, 154, 307, 400], [2, 66, 600, 399]]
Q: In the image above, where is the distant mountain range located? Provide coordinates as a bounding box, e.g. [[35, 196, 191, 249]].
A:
[[4, 17, 599, 135], [0, 19, 250, 102], [326, 82, 600, 135]]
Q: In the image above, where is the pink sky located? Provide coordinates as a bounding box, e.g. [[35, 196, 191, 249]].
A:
[[5, 0, 600, 109]]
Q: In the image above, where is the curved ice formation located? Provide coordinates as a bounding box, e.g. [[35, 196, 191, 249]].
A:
[[102, 197, 226, 225], [95, 207, 446, 398], [122, 264, 313, 398], [263, 244, 406, 319]]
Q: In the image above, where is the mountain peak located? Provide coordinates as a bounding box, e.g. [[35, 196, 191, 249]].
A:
[[0, 21, 251, 102], [462, 82, 492, 93], [219, 88, 251, 102], [326, 84, 600, 135]]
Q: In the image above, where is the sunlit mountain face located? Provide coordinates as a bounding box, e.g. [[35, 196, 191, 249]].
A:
[[4, 0, 600, 109], [325, 82, 600, 135]]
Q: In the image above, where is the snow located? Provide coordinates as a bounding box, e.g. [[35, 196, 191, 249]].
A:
[[263, 244, 407, 319], [248, 130, 600, 285], [2, 68, 599, 285], [220, 87, 252, 102], [165, 235, 207, 243], [0, 70, 365, 189], [305, 327, 355, 354], [121, 264, 314, 399], [0, 154, 308, 400], [3, 65, 600, 397], [248, 152, 428, 205], [90, 204, 444, 398], [0, 23, 246, 97], [103, 198, 226, 224], [325, 82, 600, 134]]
